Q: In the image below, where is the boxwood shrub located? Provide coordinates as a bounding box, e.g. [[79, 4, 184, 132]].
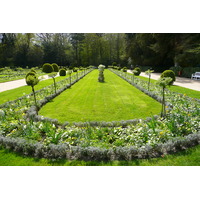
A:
[[59, 69, 66, 76], [134, 67, 141, 76], [42, 63, 54, 73], [52, 63, 59, 72], [161, 70, 176, 85]]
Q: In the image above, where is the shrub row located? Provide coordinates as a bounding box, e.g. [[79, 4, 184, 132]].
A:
[[0, 131, 199, 161]]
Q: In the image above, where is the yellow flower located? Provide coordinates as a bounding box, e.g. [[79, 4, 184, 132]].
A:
[[184, 94, 186, 96], [160, 131, 164, 135]]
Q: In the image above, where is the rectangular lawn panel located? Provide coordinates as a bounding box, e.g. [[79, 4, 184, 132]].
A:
[[39, 70, 161, 122]]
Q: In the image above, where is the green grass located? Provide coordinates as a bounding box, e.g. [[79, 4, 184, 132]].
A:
[[0, 145, 200, 166], [135, 74, 200, 99], [0, 74, 71, 104], [39, 70, 161, 122]]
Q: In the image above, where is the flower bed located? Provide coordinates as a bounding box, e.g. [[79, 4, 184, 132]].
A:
[[0, 68, 199, 161]]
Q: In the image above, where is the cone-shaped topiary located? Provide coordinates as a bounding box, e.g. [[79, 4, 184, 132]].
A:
[[59, 69, 66, 76], [52, 63, 59, 72], [42, 63, 54, 73], [161, 70, 176, 85]]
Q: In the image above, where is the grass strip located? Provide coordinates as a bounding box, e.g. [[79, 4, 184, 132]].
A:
[[128, 72, 200, 99]]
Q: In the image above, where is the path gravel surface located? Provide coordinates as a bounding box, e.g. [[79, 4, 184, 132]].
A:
[[0, 75, 51, 93]]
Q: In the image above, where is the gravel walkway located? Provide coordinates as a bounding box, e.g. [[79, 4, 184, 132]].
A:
[[0, 75, 51, 93], [128, 70, 200, 91]]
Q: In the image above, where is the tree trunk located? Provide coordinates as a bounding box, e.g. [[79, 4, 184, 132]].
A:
[[31, 86, 38, 114]]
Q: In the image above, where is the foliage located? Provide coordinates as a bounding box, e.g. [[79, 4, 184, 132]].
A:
[[169, 66, 183, 76], [161, 70, 176, 85], [122, 67, 127, 72], [112, 62, 117, 66], [133, 67, 141, 76], [98, 64, 105, 82], [59, 69, 66, 76], [52, 63, 59, 72], [48, 72, 57, 93], [73, 67, 78, 72], [145, 69, 154, 90], [25, 72, 39, 109], [156, 77, 172, 117], [0, 67, 200, 161], [42, 63, 54, 73], [182, 67, 200, 78]]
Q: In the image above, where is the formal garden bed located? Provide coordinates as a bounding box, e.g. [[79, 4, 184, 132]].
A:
[[0, 67, 199, 161]]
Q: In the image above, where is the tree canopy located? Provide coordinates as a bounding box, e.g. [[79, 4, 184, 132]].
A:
[[1, 33, 200, 71]]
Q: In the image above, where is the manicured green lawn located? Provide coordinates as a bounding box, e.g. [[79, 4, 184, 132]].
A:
[[39, 70, 161, 122], [135, 74, 200, 99], [0, 145, 199, 166], [0, 74, 72, 104]]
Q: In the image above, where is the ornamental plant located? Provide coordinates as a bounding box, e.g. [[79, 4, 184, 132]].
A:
[[145, 69, 154, 90], [48, 72, 57, 93], [161, 70, 176, 85], [98, 64, 105, 82], [156, 77, 172, 117], [68, 70, 72, 87], [133, 67, 141, 76], [59, 69, 66, 76], [42, 63, 54, 73], [52, 63, 59, 72], [25, 72, 39, 111]]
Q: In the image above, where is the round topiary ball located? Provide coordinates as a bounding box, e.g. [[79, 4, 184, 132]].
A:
[[134, 67, 141, 76], [59, 69, 66, 76], [42, 63, 54, 73], [161, 70, 176, 85], [52, 63, 59, 72]]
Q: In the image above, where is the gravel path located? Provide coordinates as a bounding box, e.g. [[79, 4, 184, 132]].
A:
[[0, 75, 51, 93], [128, 70, 200, 91]]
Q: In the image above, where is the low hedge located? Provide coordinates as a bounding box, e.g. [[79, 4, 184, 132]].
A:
[[0, 132, 199, 161]]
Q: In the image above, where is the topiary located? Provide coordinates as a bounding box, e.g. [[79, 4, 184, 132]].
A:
[[161, 70, 176, 85], [73, 67, 78, 72], [25, 72, 39, 110], [122, 67, 127, 72], [30, 68, 37, 74], [59, 69, 66, 76], [133, 67, 141, 76], [42, 63, 54, 73], [52, 63, 59, 72], [112, 62, 117, 66]]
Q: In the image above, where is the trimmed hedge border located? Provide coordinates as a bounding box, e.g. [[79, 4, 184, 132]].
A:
[[0, 132, 199, 161], [0, 68, 199, 161]]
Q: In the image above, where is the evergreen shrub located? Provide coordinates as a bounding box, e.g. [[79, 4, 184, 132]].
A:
[[161, 70, 176, 85], [122, 67, 127, 72], [42, 63, 54, 73], [59, 69, 66, 76], [134, 67, 141, 76], [52, 63, 59, 72]]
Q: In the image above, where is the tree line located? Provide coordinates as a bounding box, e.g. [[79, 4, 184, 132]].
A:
[[1, 33, 200, 71]]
